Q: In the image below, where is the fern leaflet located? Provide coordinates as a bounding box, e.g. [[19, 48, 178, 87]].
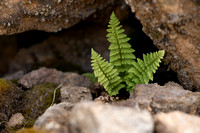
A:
[[91, 49, 125, 96], [107, 12, 136, 75], [125, 50, 165, 92]]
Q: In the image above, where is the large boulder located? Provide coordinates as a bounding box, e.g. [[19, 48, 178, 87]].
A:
[[0, 0, 115, 35], [125, 0, 200, 90]]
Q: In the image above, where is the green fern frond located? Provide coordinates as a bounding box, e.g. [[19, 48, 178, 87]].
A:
[[107, 12, 136, 74], [91, 49, 125, 96], [125, 50, 165, 92], [83, 73, 98, 83]]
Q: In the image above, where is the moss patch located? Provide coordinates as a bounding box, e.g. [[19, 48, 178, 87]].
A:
[[21, 83, 60, 128], [0, 78, 12, 94]]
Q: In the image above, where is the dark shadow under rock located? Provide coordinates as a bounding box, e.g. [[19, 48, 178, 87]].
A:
[[8, 24, 111, 74]]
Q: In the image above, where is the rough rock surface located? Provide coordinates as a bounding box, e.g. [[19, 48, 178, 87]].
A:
[[7, 113, 25, 128], [61, 85, 92, 103], [154, 111, 200, 133], [69, 102, 153, 133], [34, 102, 73, 133], [0, 79, 23, 127], [129, 82, 200, 115], [125, 0, 200, 90], [0, 0, 115, 35], [18, 67, 92, 89]]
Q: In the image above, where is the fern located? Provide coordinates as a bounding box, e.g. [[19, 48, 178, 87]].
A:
[[125, 50, 165, 92], [91, 49, 125, 96], [83, 73, 98, 83], [90, 12, 165, 96], [107, 12, 136, 76]]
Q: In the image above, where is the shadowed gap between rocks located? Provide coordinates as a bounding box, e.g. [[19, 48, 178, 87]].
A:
[[0, 10, 180, 86]]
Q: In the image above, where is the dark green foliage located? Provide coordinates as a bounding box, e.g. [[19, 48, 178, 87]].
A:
[[90, 12, 165, 96], [125, 50, 165, 92], [83, 73, 98, 83], [107, 12, 136, 77], [91, 49, 125, 96]]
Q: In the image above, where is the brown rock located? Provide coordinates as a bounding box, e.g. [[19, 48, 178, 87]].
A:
[[129, 82, 200, 115], [0, 0, 115, 35], [154, 111, 200, 133], [125, 0, 200, 90]]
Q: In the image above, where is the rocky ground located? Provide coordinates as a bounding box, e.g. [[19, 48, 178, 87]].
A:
[[1, 67, 200, 133], [0, 0, 199, 133]]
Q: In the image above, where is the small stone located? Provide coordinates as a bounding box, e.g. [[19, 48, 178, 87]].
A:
[[69, 102, 153, 133], [154, 111, 200, 133], [61, 85, 92, 103], [8, 113, 25, 128]]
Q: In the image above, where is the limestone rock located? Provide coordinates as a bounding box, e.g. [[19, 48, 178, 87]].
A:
[[34, 102, 72, 133], [69, 102, 153, 133], [0, 0, 115, 35], [129, 82, 200, 115], [61, 85, 92, 103], [154, 111, 200, 133], [125, 0, 200, 90]]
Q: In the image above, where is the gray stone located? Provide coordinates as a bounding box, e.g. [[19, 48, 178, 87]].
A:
[[154, 111, 200, 133], [129, 82, 200, 115], [34, 102, 73, 133], [125, 0, 200, 90], [61, 85, 92, 103], [18, 67, 92, 89], [69, 102, 153, 133], [7, 113, 25, 128]]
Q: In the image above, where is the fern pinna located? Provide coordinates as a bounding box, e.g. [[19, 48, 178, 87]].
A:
[[91, 49, 125, 96], [125, 50, 165, 92], [107, 12, 136, 77]]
